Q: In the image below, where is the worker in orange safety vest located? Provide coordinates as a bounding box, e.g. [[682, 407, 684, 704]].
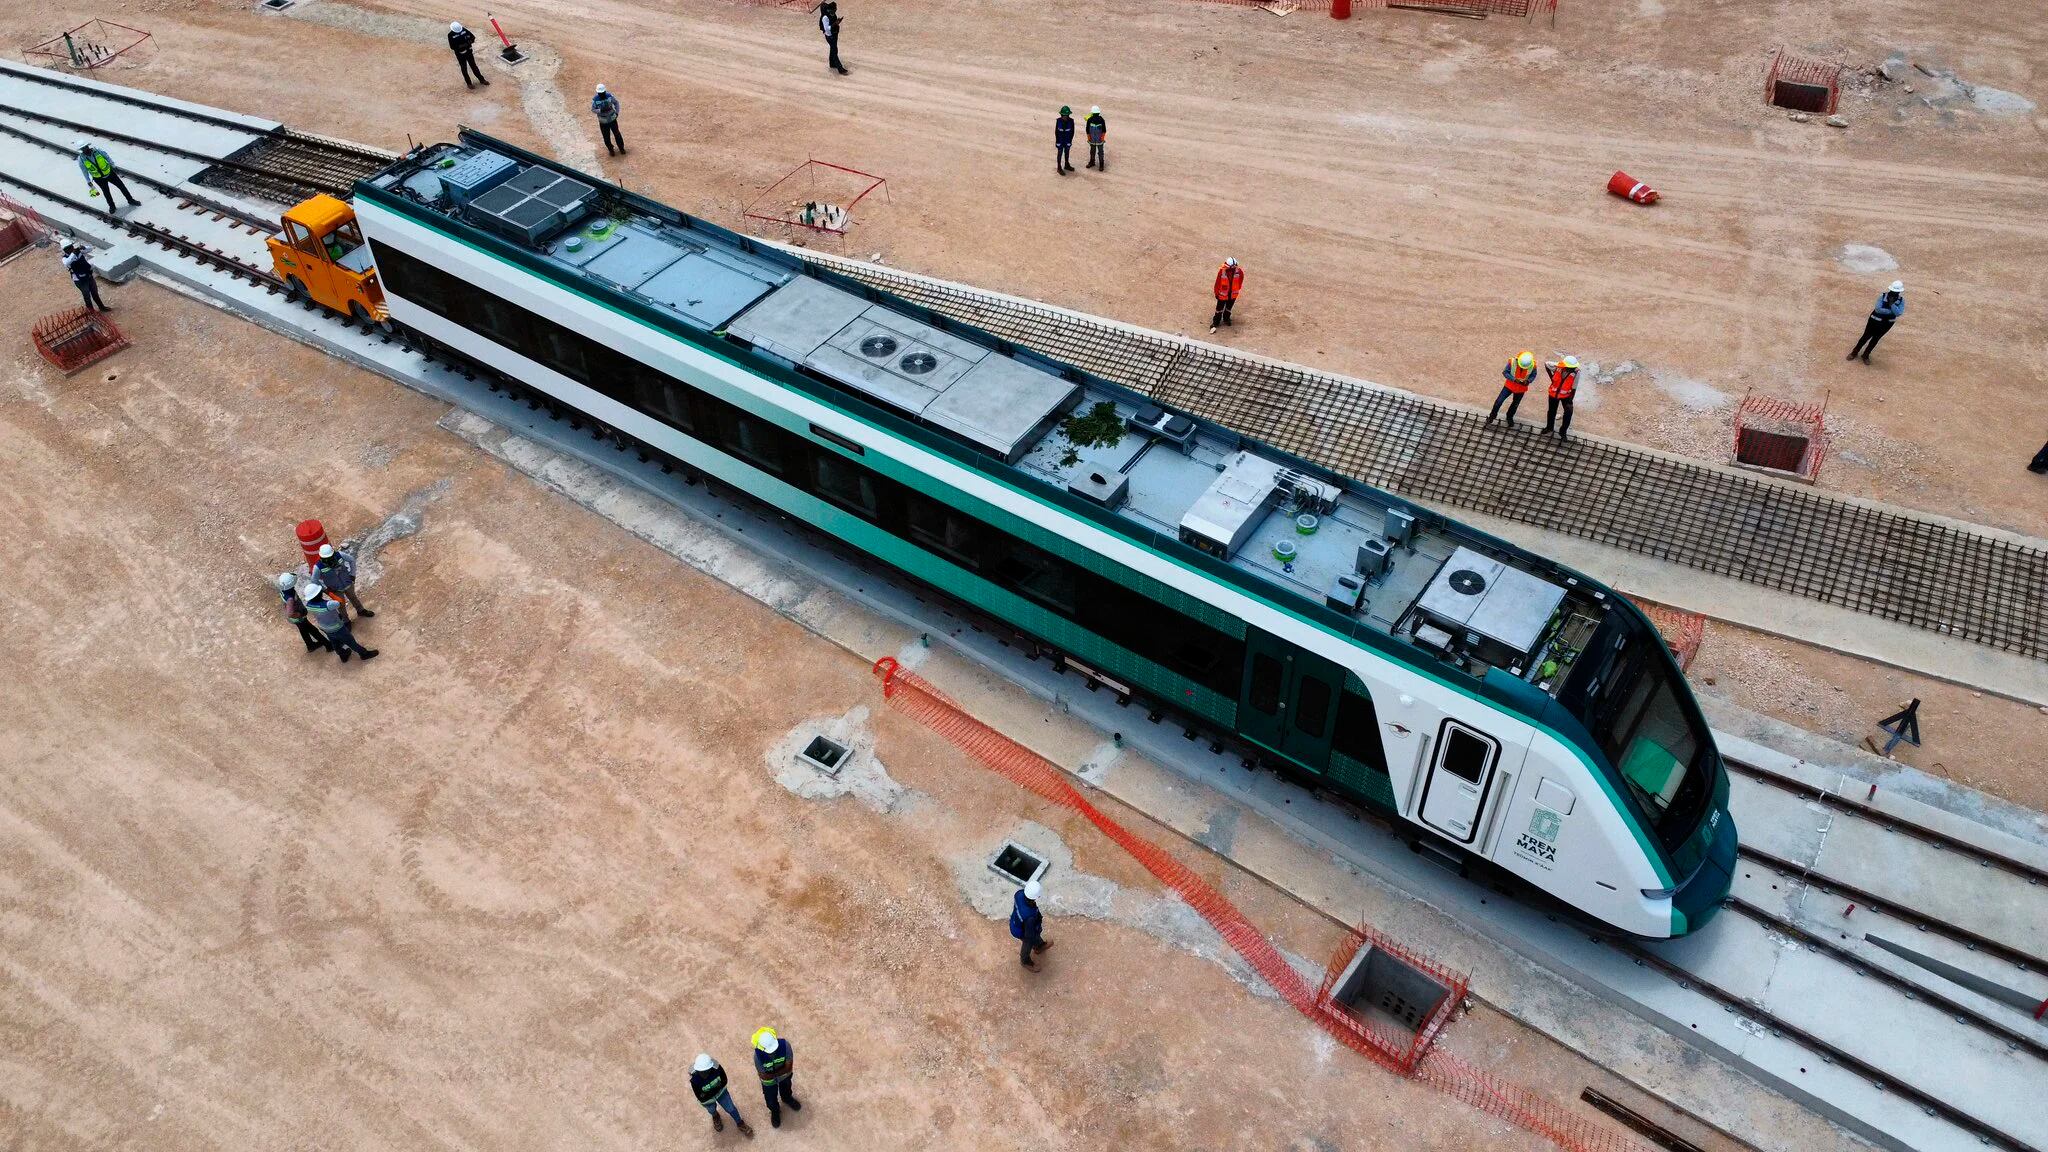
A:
[[1209, 257, 1243, 333], [1542, 355, 1580, 440], [1487, 350, 1537, 428]]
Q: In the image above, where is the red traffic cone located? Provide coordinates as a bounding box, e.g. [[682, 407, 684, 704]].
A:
[[296, 519, 329, 571], [1607, 171, 1659, 205]]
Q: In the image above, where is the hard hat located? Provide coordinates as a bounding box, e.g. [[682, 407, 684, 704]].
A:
[[1515, 351, 1535, 370], [1059, 106, 1070, 116], [276, 572, 296, 590], [595, 84, 607, 94], [1888, 280, 1904, 293], [1023, 879, 1042, 900], [74, 139, 90, 151], [303, 582, 325, 600], [450, 21, 464, 32], [693, 1053, 715, 1072], [1560, 355, 1578, 370], [753, 1028, 778, 1053], [1224, 257, 1238, 267], [1090, 106, 1101, 114], [318, 544, 335, 559]]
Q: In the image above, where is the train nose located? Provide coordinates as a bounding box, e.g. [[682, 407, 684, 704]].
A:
[[1671, 811, 1738, 935]]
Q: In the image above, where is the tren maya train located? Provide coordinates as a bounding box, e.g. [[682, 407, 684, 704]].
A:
[[278, 129, 1735, 937]]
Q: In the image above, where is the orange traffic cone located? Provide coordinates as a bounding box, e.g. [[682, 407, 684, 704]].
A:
[[1607, 171, 1659, 205]]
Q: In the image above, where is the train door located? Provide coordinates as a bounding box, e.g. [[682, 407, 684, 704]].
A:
[[1418, 720, 1500, 844], [281, 218, 335, 305], [1238, 628, 1344, 774]]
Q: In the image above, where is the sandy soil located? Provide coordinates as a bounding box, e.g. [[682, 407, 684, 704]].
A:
[[0, 264, 1770, 1149], [8, 0, 2043, 537]]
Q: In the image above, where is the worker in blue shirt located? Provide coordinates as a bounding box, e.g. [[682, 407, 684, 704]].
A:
[[1848, 280, 1904, 364], [75, 140, 141, 210], [591, 84, 625, 156], [1010, 879, 1054, 969], [1054, 106, 1076, 175], [752, 1027, 803, 1128]]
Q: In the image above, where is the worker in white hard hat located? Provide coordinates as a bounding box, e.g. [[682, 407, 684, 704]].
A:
[[591, 83, 625, 157], [1009, 878, 1054, 970], [1542, 354, 1581, 441], [447, 20, 489, 89], [276, 572, 331, 654], [690, 1052, 755, 1136], [750, 1027, 803, 1127], [75, 139, 140, 210], [311, 542, 374, 622], [301, 582, 379, 664], [1084, 105, 1108, 171], [1848, 280, 1905, 365], [1210, 257, 1244, 333]]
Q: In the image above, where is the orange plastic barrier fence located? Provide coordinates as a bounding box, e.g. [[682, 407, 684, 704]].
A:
[[871, 657, 1651, 1152]]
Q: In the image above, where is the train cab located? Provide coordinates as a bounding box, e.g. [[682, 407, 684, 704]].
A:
[[267, 193, 390, 329]]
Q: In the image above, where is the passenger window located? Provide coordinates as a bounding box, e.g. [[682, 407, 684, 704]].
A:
[[288, 221, 316, 251], [715, 410, 788, 476], [1249, 654, 1282, 715], [1294, 675, 1333, 736], [905, 495, 979, 569], [993, 542, 1076, 613], [1441, 728, 1491, 784], [814, 451, 879, 519], [1333, 689, 1389, 773]]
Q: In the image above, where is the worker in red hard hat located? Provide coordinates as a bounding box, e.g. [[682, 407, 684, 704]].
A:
[[1542, 355, 1580, 441], [1487, 350, 1537, 428], [1210, 257, 1243, 333]]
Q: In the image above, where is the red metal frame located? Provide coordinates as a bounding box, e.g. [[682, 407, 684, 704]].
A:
[[1765, 50, 1842, 114], [24, 19, 153, 69], [1732, 392, 1831, 481], [743, 159, 886, 237], [32, 306, 130, 374], [1312, 922, 1469, 1072]]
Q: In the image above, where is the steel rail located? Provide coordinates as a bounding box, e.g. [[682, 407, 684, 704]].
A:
[[0, 96, 351, 199], [0, 59, 283, 137]]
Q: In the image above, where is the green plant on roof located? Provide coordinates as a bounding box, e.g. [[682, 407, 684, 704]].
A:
[[1056, 401, 1123, 468]]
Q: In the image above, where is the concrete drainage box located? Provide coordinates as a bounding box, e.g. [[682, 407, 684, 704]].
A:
[[988, 842, 1048, 886], [797, 735, 851, 778], [1331, 941, 1453, 1038]]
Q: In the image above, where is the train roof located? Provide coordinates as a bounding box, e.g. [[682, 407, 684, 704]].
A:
[[361, 130, 1624, 701]]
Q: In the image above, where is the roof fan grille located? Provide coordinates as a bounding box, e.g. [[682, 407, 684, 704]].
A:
[[899, 351, 939, 375], [859, 334, 900, 359], [1447, 569, 1488, 596]]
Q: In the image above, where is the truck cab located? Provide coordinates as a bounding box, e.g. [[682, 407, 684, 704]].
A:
[[267, 194, 389, 328]]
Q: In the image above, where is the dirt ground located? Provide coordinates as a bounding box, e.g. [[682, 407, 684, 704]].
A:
[[6, 0, 2044, 537], [1, 264, 1775, 1149]]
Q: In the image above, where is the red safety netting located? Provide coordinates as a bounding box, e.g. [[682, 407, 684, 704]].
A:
[[32, 306, 129, 374], [743, 159, 886, 238], [23, 19, 153, 69], [0, 194, 54, 262], [1732, 393, 1831, 481], [871, 657, 1650, 1152], [1624, 594, 1706, 672], [1765, 50, 1842, 114]]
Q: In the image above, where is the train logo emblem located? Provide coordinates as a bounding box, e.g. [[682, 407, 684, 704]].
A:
[[1528, 808, 1562, 843], [1514, 808, 1562, 867]]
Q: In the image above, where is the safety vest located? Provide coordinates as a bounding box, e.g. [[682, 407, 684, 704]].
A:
[[756, 1046, 791, 1084], [1502, 360, 1534, 393], [1547, 365, 1578, 400], [82, 150, 112, 178], [691, 1068, 727, 1104], [1213, 264, 1243, 302]]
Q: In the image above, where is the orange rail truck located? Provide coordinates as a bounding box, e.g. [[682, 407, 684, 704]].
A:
[[266, 193, 392, 329]]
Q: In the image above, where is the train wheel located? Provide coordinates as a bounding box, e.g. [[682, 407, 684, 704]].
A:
[[348, 300, 373, 329], [285, 275, 308, 303]]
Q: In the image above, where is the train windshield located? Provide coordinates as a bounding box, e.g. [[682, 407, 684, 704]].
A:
[[1564, 617, 1713, 850]]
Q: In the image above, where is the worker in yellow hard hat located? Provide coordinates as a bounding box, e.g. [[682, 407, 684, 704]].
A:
[[1543, 354, 1581, 441], [751, 1026, 802, 1128], [1488, 350, 1538, 428]]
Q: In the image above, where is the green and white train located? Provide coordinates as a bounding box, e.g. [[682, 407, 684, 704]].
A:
[[353, 130, 1735, 938]]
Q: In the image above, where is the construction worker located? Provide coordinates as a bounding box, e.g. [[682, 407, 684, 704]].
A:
[[1209, 258, 1243, 333], [312, 543, 374, 622], [276, 573, 332, 654], [1542, 355, 1580, 440], [1010, 879, 1053, 969], [591, 85, 625, 156], [61, 242, 108, 313], [691, 1053, 755, 1137], [1084, 106, 1107, 171], [751, 1027, 802, 1128], [75, 141, 140, 211], [1487, 350, 1537, 427], [1054, 106, 1076, 175], [448, 22, 490, 89], [818, 2, 848, 75], [302, 582, 379, 663], [1848, 280, 1904, 364]]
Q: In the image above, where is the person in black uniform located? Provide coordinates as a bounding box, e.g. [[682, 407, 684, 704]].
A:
[[818, 2, 848, 75], [752, 1028, 803, 1128], [1054, 107, 1076, 175], [62, 242, 108, 312], [690, 1053, 754, 1136], [448, 22, 490, 89]]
